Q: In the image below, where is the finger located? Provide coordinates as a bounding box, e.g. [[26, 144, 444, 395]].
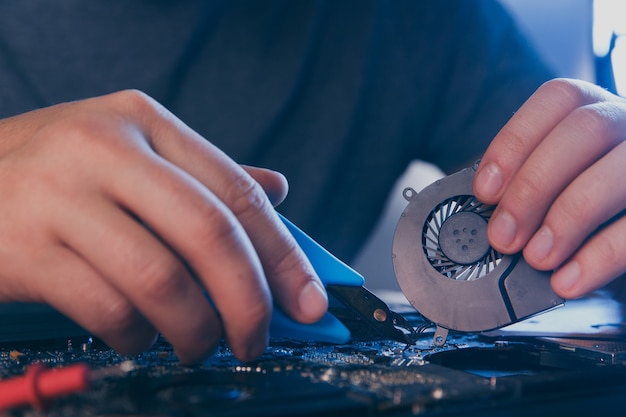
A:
[[55, 193, 225, 363], [241, 165, 289, 207], [176, 148, 327, 325], [34, 246, 158, 355], [487, 99, 626, 254], [525, 140, 626, 270], [551, 213, 626, 299], [474, 79, 613, 205], [101, 148, 277, 362], [49, 91, 276, 361], [120, 92, 327, 325]]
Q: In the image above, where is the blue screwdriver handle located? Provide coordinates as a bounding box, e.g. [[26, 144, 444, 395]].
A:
[[268, 214, 364, 342]]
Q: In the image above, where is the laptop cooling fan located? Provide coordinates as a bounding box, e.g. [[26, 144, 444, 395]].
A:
[[392, 166, 564, 345]]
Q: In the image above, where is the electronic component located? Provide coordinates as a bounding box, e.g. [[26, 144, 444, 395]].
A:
[[2, 318, 626, 416], [3, 165, 626, 416], [392, 165, 564, 345]]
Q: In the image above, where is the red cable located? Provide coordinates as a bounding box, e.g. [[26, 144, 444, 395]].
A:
[[0, 363, 90, 410]]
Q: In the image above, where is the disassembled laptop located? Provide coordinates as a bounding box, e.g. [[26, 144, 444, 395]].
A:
[[2, 164, 625, 416]]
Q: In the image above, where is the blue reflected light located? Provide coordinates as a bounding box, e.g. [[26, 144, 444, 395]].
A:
[[612, 36, 626, 95], [593, 0, 626, 96]]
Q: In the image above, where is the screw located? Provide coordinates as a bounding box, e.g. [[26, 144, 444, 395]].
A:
[[373, 308, 387, 322]]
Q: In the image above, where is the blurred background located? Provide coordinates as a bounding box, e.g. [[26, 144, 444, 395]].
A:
[[354, 0, 625, 294]]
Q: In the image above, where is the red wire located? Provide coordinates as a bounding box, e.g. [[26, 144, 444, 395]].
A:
[[0, 363, 90, 410]]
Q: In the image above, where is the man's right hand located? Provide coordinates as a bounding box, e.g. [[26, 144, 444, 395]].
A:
[[0, 90, 328, 363]]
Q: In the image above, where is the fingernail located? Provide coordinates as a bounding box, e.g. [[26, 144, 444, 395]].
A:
[[299, 280, 328, 319], [475, 163, 503, 199], [553, 261, 580, 293], [527, 225, 554, 262], [490, 210, 517, 248]]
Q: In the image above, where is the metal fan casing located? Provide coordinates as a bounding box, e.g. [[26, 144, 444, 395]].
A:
[[392, 166, 564, 332]]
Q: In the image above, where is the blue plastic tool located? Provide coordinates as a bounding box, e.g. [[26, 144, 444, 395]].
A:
[[270, 214, 365, 343]]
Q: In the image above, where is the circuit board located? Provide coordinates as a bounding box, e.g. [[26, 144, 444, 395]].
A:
[[3, 307, 626, 417]]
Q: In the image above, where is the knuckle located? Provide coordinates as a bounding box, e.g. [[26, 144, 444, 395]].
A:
[[226, 174, 270, 220], [539, 78, 588, 105], [131, 254, 188, 304], [552, 191, 594, 229], [108, 89, 155, 112], [588, 232, 620, 267], [507, 172, 545, 210], [569, 104, 614, 144], [96, 298, 143, 337], [495, 123, 530, 158], [268, 237, 303, 277], [189, 205, 242, 250], [106, 89, 168, 125]]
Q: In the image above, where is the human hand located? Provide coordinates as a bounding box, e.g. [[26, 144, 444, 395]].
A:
[[0, 90, 327, 363], [473, 78, 626, 300]]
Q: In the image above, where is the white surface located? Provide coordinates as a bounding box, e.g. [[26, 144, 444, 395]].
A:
[[494, 293, 625, 337]]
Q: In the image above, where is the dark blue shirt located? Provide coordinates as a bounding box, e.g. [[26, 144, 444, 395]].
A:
[[0, 0, 551, 260]]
